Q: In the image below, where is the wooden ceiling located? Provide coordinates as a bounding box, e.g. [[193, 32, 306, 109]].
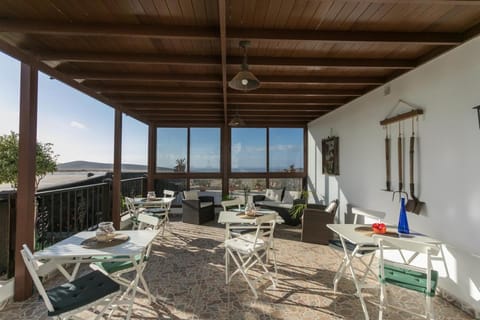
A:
[[0, 1, 480, 127]]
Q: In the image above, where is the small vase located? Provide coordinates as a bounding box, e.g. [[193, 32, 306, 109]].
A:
[[398, 197, 410, 234]]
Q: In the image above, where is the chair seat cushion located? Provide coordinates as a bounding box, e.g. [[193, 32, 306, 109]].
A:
[[380, 264, 438, 297], [47, 270, 119, 316], [328, 239, 376, 255], [93, 255, 146, 274]]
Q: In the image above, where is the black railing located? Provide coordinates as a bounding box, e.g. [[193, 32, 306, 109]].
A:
[[0, 175, 147, 280]]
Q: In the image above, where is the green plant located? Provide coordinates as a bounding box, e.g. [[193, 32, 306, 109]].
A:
[[0, 131, 58, 189], [289, 190, 309, 219]]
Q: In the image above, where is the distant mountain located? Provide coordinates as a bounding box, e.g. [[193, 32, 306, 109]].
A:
[[57, 161, 148, 172]]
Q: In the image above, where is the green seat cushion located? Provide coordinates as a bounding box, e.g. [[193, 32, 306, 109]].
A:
[[380, 264, 438, 297], [46, 270, 119, 316], [94, 255, 146, 274]]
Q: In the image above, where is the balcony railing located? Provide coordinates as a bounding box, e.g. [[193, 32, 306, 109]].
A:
[[0, 175, 147, 280]]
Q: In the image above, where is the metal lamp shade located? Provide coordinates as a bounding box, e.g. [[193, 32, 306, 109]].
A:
[[228, 116, 246, 127], [228, 70, 260, 91]]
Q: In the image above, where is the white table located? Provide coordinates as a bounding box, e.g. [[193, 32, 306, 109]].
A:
[[134, 197, 174, 208], [34, 229, 160, 320], [218, 209, 284, 283], [327, 224, 442, 320]]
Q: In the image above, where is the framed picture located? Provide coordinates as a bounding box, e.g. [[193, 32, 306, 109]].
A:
[[322, 136, 339, 175]]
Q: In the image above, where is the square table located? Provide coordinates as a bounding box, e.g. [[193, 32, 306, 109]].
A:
[[34, 229, 160, 320], [327, 223, 443, 320]]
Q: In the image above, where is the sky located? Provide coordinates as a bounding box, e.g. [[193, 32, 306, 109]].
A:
[[0, 52, 303, 170], [0, 52, 148, 165]]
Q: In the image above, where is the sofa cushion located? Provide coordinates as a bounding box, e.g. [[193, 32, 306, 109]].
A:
[[184, 190, 199, 200], [282, 191, 302, 204], [325, 200, 338, 213], [200, 202, 213, 208], [265, 188, 283, 201]]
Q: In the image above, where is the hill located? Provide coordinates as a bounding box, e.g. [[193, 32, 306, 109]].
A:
[[57, 160, 148, 172]]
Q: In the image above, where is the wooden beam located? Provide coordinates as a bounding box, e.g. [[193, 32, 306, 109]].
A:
[[147, 125, 156, 192], [0, 19, 464, 45], [68, 71, 382, 85], [39, 51, 415, 69], [14, 63, 37, 301], [70, 71, 222, 83], [218, 0, 228, 126], [112, 96, 346, 104], [0, 19, 218, 39], [92, 85, 362, 97], [379, 109, 424, 126], [92, 86, 222, 95], [112, 110, 122, 230], [124, 105, 336, 111], [229, 28, 462, 45], [112, 97, 223, 104]]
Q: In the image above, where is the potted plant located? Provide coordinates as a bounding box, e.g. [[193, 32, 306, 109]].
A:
[[289, 190, 309, 220]]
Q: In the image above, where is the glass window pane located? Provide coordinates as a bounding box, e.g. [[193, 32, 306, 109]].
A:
[[190, 128, 220, 172], [154, 179, 186, 206], [190, 178, 222, 204], [269, 178, 303, 191], [156, 128, 187, 172], [231, 128, 266, 172], [269, 128, 304, 172]]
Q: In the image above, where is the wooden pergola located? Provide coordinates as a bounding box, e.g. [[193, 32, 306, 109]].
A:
[[1, 0, 479, 301]]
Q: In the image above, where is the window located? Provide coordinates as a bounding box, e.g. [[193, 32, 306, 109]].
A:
[[156, 128, 187, 172], [269, 128, 303, 172], [269, 178, 303, 191], [231, 128, 266, 172], [190, 178, 222, 204], [190, 128, 220, 172], [154, 179, 186, 205]]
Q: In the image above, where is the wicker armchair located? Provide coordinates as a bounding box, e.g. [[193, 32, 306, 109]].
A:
[[301, 200, 338, 245], [182, 190, 215, 225]]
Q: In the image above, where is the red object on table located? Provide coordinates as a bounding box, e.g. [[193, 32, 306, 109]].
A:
[[372, 222, 387, 234]]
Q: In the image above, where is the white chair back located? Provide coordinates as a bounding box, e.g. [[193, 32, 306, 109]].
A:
[[124, 197, 138, 217], [372, 234, 440, 319], [20, 244, 55, 312], [137, 213, 161, 230], [221, 198, 243, 211], [352, 206, 386, 223], [163, 190, 175, 198], [253, 213, 276, 244]]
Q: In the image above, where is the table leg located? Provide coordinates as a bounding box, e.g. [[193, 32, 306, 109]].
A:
[[225, 223, 230, 284], [339, 237, 370, 320]]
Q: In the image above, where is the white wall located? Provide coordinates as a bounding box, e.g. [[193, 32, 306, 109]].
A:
[[308, 37, 480, 312]]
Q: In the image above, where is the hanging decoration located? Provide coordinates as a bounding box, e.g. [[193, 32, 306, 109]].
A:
[[380, 99, 425, 215]]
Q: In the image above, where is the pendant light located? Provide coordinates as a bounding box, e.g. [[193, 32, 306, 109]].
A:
[[228, 40, 260, 91], [228, 109, 246, 127]]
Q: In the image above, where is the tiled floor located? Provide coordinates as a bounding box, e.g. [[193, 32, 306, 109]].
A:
[[1, 219, 474, 320]]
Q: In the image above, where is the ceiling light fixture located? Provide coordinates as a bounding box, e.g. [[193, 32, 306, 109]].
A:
[[228, 110, 246, 127], [228, 40, 260, 91]]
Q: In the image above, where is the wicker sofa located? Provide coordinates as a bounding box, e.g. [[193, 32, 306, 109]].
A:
[[253, 189, 304, 226], [182, 191, 215, 225], [301, 200, 339, 245]]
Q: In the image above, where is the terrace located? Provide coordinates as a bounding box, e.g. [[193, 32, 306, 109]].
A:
[[0, 1, 480, 319]]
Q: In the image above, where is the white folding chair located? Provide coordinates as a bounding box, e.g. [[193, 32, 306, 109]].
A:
[[90, 214, 161, 304], [373, 235, 440, 320], [329, 206, 386, 293], [125, 196, 142, 229], [224, 213, 277, 299], [21, 244, 120, 320]]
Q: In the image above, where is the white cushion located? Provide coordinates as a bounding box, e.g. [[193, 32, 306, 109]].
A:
[[282, 191, 302, 204], [200, 202, 213, 208], [325, 201, 337, 213], [265, 188, 282, 201], [184, 190, 199, 200]]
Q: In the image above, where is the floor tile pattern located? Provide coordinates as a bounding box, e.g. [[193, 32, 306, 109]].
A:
[[0, 219, 474, 320]]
